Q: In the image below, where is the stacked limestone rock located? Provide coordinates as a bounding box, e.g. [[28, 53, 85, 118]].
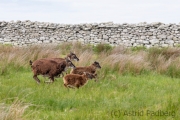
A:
[[0, 20, 180, 47]]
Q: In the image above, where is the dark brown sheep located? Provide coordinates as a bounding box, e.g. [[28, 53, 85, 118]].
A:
[[29, 58, 75, 84], [63, 72, 94, 89], [42, 52, 79, 76], [70, 61, 101, 81]]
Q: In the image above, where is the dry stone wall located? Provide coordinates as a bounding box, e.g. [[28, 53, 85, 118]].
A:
[[0, 20, 180, 47]]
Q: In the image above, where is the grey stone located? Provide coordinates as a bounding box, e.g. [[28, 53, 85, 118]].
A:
[[144, 45, 152, 48], [29, 39, 38, 42], [157, 35, 167, 39], [161, 44, 169, 47], [43, 40, 51, 43], [147, 32, 153, 36], [173, 37, 178, 41], [141, 36, 146, 40], [77, 38, 83, 42], [103, 35, 109, 40], [149, 39, 159, 44], [40, 37, 45, 40], [165, 40, 174, 44], [136, 40, 143, 43], [123, 29, 128, 32], [167, 35, 173, 39], [4, 38, 11, 42], [143, 41, 149, 44], [0, 20, 180, 47]]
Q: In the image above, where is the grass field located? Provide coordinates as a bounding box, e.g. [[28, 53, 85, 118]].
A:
[[0, 43, 180, 120]]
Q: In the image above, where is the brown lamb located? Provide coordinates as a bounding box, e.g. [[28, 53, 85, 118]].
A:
[[70, 61, 101, 81], [63, 72, 94, 89], [29, 58, 76, 84]]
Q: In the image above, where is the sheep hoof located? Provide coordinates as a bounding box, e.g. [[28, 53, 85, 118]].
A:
[[67, 85, 75, 89], [44, 80, 53, 83]]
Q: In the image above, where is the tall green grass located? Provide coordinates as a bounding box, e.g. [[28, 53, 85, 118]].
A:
[[1, 70, 180, 119], [1, 43, 180, 119]]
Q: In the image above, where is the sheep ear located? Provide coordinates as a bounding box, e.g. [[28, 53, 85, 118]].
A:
[[95, 61, 99, 64]]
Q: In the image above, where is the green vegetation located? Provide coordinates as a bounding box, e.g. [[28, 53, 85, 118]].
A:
[[131, 46, 147, 52], [93, 43, 113, 54], [0, 43, 180, 120]]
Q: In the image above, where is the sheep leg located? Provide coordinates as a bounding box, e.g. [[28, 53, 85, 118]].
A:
[[64, 83, 68, 88], [44, 78, 52, 83], [61, 72, 64, 77], [33, 75, 40, 84], [61, 71, 68, 77], [64, 84, 72, 92], [94, 73, 98, 82], [94, 78, 97, 82], [50, 77, 54, 83], [76, 85, 80, 89], [67, 85, 75, 89], [44, 80, 52, 83], [44, 76, 54, 83]]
